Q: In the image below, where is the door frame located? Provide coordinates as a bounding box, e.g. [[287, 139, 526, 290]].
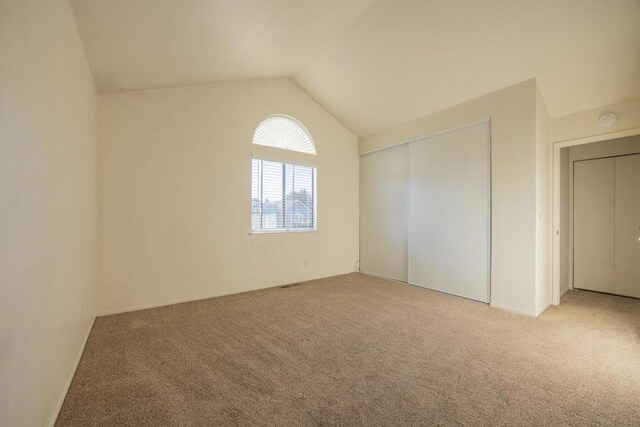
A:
[[552, 127, 640, 305]]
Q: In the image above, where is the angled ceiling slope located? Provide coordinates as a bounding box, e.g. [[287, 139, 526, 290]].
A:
[[292, 0, 640, 136], [71, 0, 640, 137], [69, 0, 375, 94]]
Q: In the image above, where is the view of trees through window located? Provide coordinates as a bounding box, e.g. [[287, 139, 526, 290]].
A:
[[252, 159, 316, 232]]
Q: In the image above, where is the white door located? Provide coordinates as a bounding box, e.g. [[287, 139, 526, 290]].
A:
[[408, 122, 490, 302], [360, 144, 409, 281], [614, 154, 640, 298], [573, 158, 615, 293]]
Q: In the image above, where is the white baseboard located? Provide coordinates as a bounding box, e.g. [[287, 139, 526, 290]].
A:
[[489, 302, 537, 317], [97, 272, 355, 316], [48, 315, 96, 427], [490, 301, 551, 318], [359, 270, 408, 285], [535, 301, 552, 317], [97, 290, 240, 316]]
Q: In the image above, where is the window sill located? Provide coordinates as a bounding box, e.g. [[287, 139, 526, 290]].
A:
[[250, 229, 317, 235]]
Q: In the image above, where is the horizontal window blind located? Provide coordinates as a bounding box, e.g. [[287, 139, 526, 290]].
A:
[[252, 158, 316, 232]]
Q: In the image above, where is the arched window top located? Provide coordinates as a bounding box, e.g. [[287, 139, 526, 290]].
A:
[[252, 115, 316, 155]]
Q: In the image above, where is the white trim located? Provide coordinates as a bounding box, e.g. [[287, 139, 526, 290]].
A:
[[554, 127, 640, 147], [250, 229, 317, 235], [551, 126, 640, 307], [359, 117, 491, 156], [251, 154, 317, 168], [48, 316, 96, 427], [535, 302, 552, 317], [98, 275, 331, 316], [487, 119, 493, 304], [97, 289, 244, 316], [489, 302, 537, 317], [552, 143, 562, 306], [250, 157, 318, 234], [359, 270, 408, 285]]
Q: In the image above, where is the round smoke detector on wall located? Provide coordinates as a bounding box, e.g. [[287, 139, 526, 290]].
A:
[[599, 112, 617, 127]]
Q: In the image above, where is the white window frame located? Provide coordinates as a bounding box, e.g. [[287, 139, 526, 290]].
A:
[[251, 157, 317, 234]]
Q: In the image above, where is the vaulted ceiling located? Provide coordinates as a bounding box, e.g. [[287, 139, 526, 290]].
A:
[[70, 0, 640, 137], [69, 0, 375, 93]]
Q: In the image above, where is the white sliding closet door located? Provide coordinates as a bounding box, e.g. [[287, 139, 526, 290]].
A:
[[360, 144, 409, 281], [408, 122, 490, 302]]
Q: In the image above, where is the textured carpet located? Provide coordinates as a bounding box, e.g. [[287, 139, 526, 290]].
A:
[[56, 273, 640, 426]]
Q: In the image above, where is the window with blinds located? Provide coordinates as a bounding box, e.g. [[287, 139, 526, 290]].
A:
[[251, 158, 316, 232]]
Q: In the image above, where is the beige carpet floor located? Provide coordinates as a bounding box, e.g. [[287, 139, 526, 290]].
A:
[[56, 273, 640, 426]]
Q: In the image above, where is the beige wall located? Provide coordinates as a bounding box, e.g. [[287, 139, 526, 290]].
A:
[[98, 79, 359, 314], [552, 97, 640, 143], [535, 85, 553, 314], [359, 79, 541, 316], [0, 1, 98, 426]]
